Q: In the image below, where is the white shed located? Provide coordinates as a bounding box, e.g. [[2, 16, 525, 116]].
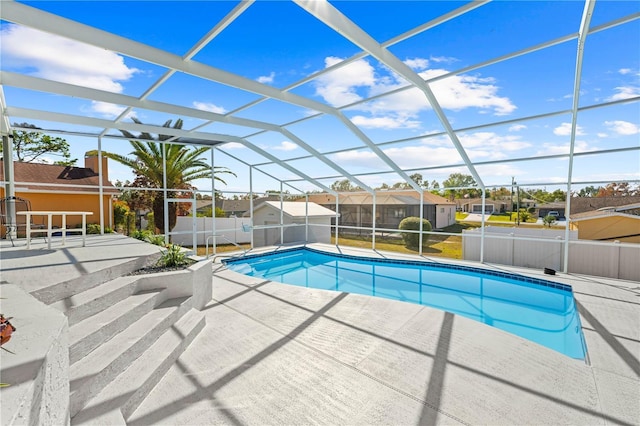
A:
[[251, 201, 337, 247]]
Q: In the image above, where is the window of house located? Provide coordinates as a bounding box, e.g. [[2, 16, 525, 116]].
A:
[[393, 208, 405, 218]]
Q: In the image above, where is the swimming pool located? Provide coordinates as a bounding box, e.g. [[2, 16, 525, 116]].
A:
[[224, 247, 587, 359]]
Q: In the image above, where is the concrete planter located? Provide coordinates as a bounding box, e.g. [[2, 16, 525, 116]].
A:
[[134, 257, 213, 310]]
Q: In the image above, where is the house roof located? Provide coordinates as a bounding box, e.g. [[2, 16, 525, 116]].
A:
[[307, 190, 454, 206], [455, 198, 507, 206], [254, 201, 336, 218], [0, 161, 118, 194], [570, 203, 640, 221]]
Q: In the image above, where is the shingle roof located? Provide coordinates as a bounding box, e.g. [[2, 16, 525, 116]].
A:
[[307, 190, 453, 206], [0, 161, 118, 194]]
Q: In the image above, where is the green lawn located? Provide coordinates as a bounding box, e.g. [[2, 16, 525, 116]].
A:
[[333, 227, 471, 259], [196, 243, 251, 257]]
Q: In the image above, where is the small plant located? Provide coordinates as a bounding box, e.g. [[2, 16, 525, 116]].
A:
[[543, 214, 557, 227], [131, 229, 152, 241], [518, 209, 531, 223], [157, 244, 187, 268], [146, 234, 166, 246], [398, 217, 432, 248]]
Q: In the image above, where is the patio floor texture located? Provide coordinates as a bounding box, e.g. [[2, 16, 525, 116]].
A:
[[1, 236, 638, 425]]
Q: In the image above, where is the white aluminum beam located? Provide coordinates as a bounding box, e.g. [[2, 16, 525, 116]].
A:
[[296, 0, 485, 191], [0, 1, 336, 116], [105, 0, 254, 136], [563, 0, 596, 273], [1, 72, 367, 194]]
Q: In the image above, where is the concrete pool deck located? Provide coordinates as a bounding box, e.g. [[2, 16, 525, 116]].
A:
[[130, 243, 639, 425], [1, 237, 638, 424]]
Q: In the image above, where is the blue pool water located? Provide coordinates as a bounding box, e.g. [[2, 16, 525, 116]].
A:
[[224, 248, 586, 359]]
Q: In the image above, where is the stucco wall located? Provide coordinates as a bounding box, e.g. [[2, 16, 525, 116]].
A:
[[1, 192, 113, 229], [573, 216, 640, 243], [435, 205, 456, 229]]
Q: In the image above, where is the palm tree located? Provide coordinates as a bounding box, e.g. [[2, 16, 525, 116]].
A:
[[102, 118, 235, 233]]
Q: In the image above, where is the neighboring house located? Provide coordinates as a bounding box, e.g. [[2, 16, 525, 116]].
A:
[[306, 191, 456, 230], [537, 202, 567, 219], [570, 196, 640, 213], [456, 197, 535, 214], [455, 198, 508, 214], [536, 196, 640, 219], [570, 203, 640, 243], [0, 154, 118, 230], [250, 201, 336, 246]]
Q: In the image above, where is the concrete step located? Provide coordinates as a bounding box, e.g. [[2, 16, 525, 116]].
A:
[[69, 296, 191, 418], [71, 309, 206, 425], [34, 252, 159, 305], [69, 288, 167, 365], [50, 276, 139, 326]]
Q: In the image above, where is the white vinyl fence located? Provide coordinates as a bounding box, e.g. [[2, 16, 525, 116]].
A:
[[463, 227, 640, 281], [159, 217, 252, 247], [165, 217, 332, 248]]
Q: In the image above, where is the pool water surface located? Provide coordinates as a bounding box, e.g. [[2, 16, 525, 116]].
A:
[[224, 248, 586, 359]]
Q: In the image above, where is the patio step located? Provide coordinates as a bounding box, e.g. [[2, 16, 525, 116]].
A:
[[69, 296, 192, 418], [71, 308, 205, 425], [50, 276, 140, 326], [69, 288, 167, 365], [34, 252, 159, 305]]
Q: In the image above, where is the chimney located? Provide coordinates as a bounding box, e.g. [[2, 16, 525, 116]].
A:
[[84, 152, 108, 183]]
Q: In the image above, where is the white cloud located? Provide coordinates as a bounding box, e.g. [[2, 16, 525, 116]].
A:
[[257, 72, 276, 84], [272, 141, 298, 151], [1, 24, 138, 93], [404, 58, 429, 70], [597, 132, 608, 138], [193, 102, 226, 114], [606, 86, 640, 101], [429, 55, 458, 64], [618, 68, 632, 75], [535, 140, 595, 156], [604, 120, 639, 135], [315, 57, 376, 107], [88, 101, 136, 119], [509, 124, 527, 132], [351, 115, 420, 129], [457, 132, 531, 152], [219, 142, 245, 150], [330, 130, 530, 171], [553, 122, 585, 136], [314, 56, 515, 129]]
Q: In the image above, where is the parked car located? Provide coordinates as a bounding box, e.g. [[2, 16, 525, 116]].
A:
[[548, 211, 559, 218]]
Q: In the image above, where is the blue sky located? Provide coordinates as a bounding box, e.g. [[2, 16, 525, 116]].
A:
[[1, 0, 639, 195]]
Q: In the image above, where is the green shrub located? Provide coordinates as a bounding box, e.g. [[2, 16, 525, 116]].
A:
[[398, 217, 432, 248], [113, 201, 130, 232], [145, 213, 155, 231], [86, 223, 102, 234], [131, 229, 152, 241], [157, 244, 187, 268]]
